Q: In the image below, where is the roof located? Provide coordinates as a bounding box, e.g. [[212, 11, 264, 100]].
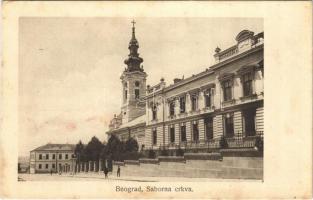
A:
[[31, 143, 76, 152], [108, 114, 146, 134]]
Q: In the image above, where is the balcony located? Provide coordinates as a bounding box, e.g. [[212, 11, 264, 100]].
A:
[[239, 93, 258, 102], [202, 106, 215, 113], [189, 109, 201, 115], [218, 45, 239, 61], [168, 114, 176, 120], [222, 99, 236, 107], [177, 112, 188, 118]]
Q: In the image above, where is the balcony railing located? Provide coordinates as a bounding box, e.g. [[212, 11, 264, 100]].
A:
[[218, 46, 239, 61], [225, 131, 263, 149], [149, 131, 263, 152]]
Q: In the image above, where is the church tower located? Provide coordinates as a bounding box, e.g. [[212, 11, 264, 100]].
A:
[[121, 20, 147, 124]]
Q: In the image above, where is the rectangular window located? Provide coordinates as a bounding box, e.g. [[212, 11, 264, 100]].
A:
[[38, 164, 42, 169], [46, 164, 49, 169], [170, 126, 175, 143], [191, 95, 198, 111], [223, 80, 232, 101], [46, 154, 49, 160], [152, 106, 157, 120], [65, 154, 68, 159], [39, 154, 42, 160], [52, 154, 55, 159], [59, 154, 62, 159], [224, 114, 234, 138], [243, 108, 256, 136], [135, 89, 140, 99], [179, 96, 186, 113], [152, 129, 157, 145], [180, 125, 186, 142], [52, 164, 55, 168], [169, 101, 175, 116], [205, 117, 213, 140], [125, 90, 128, 100], [192, 122, 199, 142], [205, 90, 211, 107], [243, 72, 253, 96]]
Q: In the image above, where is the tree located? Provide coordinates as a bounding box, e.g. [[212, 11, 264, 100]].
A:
[[74, 140, 85, 163], [125, 137, 139, 152], [100, 144, 108, 160], [106, 135, 124, 161], [85, 136, 104, 161]]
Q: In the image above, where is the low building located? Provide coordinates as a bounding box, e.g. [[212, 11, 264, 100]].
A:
[[29, 143, 76, 174], [107, 22, 264, 157]]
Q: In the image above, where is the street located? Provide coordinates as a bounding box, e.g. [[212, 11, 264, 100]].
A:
[[18, 173, 260, 182]]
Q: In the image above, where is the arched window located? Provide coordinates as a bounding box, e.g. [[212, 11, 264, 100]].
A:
[[135, 89, 140, 99], [135, 81, 140, 87]]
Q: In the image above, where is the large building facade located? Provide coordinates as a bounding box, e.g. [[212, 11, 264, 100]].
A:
[[107, 23, 264, 156], [29, 143, 76, 174]]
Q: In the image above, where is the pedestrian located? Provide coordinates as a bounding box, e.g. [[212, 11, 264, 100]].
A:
[[117, 166, 121, 177], [50, 169, 53, 176], [104, 167, 108, 179]]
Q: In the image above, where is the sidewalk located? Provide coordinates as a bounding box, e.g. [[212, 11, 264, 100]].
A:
[[19, 172, 261, 182]]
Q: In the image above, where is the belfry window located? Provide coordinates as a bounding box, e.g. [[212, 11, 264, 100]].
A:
[[135, 89, 140, 99], [124, 82, 128, 101]]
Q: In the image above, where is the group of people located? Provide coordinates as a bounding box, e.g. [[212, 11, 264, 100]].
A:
[[103, 166, 121, 179]]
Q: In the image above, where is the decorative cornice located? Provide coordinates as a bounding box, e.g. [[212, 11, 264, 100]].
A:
[[218, 73, 235, 82]]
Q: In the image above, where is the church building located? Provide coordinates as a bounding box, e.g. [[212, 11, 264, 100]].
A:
[[107, 21, 264, 156]]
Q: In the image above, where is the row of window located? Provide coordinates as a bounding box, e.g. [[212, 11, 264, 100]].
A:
[[38, 163, 55, 169], [151, 71, 256, 120], [222, 72, 254, 101], [152, 89, 213, 120], [152, 117, 214, 145], [151, 108, 257, 145], [37, 163, 70, 170], [38, 153, 74, 160], [224, 108, 256, 137]]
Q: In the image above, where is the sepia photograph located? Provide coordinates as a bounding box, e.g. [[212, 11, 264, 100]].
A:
[[1, 1, 311, 199], [18, 17, 264, 182]]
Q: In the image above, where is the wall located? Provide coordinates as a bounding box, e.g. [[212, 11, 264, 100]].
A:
[[111, 156, 263, 180]]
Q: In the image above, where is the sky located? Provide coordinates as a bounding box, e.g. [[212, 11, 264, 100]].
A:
[[19, 17, 263, 156]]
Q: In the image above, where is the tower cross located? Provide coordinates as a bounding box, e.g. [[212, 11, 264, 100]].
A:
[[131, 20, 136, 28]]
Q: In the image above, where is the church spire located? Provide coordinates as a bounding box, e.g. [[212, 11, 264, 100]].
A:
[[124, 20, 144, 72]]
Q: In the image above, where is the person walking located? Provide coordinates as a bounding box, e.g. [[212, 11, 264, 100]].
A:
[[104, 167, 108, 179], [117, 166, 121, 177]]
